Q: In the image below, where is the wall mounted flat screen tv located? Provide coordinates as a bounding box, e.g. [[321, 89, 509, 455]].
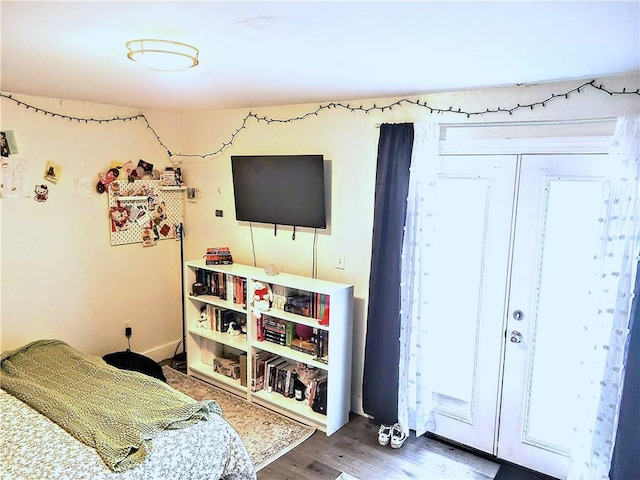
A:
[[231, 155, 327, 229]]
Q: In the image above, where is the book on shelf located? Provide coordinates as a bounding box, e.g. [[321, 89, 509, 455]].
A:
[[311, 328, 329, 359], [251, 351, 274, 392], [277, 287, 331, 325], [232, 276, 247, 308], [318, 294, 330, 326], [310, 374, 328, 414], [263, 317, 286, 333], [263, 330, 286, 346], [214, 271, 227, 299], [282, 363, 297, 398], [261, 357, 298, 398], [261, 316, 295, 346], [196, 268, 247, 308], [226, 274, 235, 302], [195, 269, 228, 299], [255, 315, 264, 342], [257, 317, 329, 361], [285, 321, 294, 346], [239, 353, 248, 387], [265, 357, 288, 393], [284, 292, 312, 317]]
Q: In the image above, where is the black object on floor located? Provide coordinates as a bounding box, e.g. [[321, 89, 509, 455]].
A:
[[494, 464, 557, 480], [103, 350, 167, 382]]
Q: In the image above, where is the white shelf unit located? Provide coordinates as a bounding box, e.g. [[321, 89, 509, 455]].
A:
[[184, 259, 353, 435]]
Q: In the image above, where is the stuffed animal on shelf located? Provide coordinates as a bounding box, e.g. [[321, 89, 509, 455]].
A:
[[197, 306, 208, 328], [227, 321, 241, 336], [251, 280, 273, 318]]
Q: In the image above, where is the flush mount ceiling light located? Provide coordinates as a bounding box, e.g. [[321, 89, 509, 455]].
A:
[[126, 39, 199, 71]]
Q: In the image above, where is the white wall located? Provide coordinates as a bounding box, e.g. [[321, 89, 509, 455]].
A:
[[177, 73, 639, 415], [0, 96, 184, 360], [1, 73, 638, 416]]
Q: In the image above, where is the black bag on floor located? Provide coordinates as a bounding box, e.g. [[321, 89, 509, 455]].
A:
[[102, 350, 167, 382]]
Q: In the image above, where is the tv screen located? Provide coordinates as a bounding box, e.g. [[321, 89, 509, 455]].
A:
[[231, 155, 327, 229]]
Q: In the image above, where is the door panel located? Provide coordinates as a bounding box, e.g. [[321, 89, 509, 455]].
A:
[[423, 152, 612, 479], [498, 154, 609, 478], [425, 155, 517, 454]]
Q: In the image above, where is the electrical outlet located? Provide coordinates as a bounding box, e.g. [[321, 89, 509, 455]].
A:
[[125, 326, 132, 338], [215, 209, 223, 217], [336, 254, 345, 270]]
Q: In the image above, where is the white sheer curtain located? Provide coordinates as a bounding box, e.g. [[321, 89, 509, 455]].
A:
[[397, 122, 439, 436], [397, 117, 639, 475], [568, 115, 640, 480]]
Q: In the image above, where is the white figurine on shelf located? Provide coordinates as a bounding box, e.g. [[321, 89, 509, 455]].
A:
[[197, 306, 208, 328], [227, 322, 241, 336]]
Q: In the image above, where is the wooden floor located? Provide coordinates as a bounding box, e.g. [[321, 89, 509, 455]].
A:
[[162, 358, 500, 480], [258, 414, 500, 480]]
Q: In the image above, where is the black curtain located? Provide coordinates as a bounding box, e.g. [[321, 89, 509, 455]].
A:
[[362, 123, 414, 426], [610, 260, 640, 480]]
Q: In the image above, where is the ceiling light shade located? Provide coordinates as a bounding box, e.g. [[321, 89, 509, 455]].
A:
[[126, 39, 199, 71]]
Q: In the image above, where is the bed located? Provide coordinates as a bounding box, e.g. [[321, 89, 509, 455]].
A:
[[0, 339, 256, 480]]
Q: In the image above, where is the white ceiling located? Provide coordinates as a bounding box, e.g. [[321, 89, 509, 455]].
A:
[[1, 1, 639, 112]]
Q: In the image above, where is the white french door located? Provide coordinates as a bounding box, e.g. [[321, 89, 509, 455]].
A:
[[424, 152, 611, 479], [423, 155, 516, 454]]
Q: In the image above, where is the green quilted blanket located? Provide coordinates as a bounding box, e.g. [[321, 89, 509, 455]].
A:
[[0, 339, 222, 472]]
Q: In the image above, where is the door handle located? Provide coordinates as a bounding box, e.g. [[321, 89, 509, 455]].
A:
[[510, 331, 523, 344]]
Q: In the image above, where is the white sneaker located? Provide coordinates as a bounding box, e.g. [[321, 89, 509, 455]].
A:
[[378, 424, 392, 446], [390, 423, 407, 449]]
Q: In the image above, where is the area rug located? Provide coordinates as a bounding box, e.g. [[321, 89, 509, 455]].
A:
[[163, 366, 315, 470]]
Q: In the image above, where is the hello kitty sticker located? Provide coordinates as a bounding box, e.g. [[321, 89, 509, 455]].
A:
[[34, 184, 49, 202]]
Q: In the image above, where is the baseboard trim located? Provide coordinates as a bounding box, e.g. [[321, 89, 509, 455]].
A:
[[142, 339, 183, 363], [350, 394, 371, 418]]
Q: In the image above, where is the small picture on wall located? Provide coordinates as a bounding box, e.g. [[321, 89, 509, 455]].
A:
[[0, 131, 18, 157], [109, 204, 131, 232], [1, 157, 28, 198], [43, 160, 62, 183], [142, 227, 156, 247]]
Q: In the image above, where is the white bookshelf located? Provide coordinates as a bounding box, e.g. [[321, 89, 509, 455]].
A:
[[184, 259, 354, 435]]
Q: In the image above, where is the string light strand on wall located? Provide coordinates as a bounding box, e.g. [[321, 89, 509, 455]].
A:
[[2, 80, 638, 159], [0, 94, 146, 123]]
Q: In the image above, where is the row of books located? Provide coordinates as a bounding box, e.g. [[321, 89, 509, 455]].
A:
[[250, 352, 328, 413], [272, 286, 331, 325], [205, 246, 233, 265], [202, 305, 245, 333], [257, 315, 329, 361], [195, 270, 329, 325], [195, 269, 248, 307], [256, 316, 294, 345]]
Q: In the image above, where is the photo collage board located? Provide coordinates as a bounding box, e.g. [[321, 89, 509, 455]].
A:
[[107, 179, 184, 246]]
